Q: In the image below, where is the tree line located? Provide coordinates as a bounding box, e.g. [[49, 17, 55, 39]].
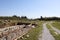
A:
[[34, 16, 60, 21], [0, 15, 60, 21], [0, 15, 28, 20]]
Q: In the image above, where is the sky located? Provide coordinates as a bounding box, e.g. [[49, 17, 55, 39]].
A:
[[0, 0, 60, 18]]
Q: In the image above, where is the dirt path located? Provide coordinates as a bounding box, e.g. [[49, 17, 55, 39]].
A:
[[39, 23, 55, 40], [49, 23, 60, 34]]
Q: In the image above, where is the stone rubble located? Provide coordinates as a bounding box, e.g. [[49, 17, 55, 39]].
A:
[[0, 25, 32, 40]]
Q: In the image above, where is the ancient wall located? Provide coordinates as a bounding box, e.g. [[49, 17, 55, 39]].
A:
[[0, 25, 31, 40]]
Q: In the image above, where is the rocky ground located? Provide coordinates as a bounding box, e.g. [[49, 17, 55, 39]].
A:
[[0, 25, 32, 40]]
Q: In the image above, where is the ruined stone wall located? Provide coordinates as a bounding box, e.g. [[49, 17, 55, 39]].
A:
[[0, 25, 31, 40]]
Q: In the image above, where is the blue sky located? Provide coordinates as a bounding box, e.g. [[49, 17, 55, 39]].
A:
[[0, 0, 60, 18]]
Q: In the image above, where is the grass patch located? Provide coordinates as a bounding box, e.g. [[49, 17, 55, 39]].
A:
[[17, 21, 42, 40], [52, 21, 60, 30], [46, 24, 60, 40]]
